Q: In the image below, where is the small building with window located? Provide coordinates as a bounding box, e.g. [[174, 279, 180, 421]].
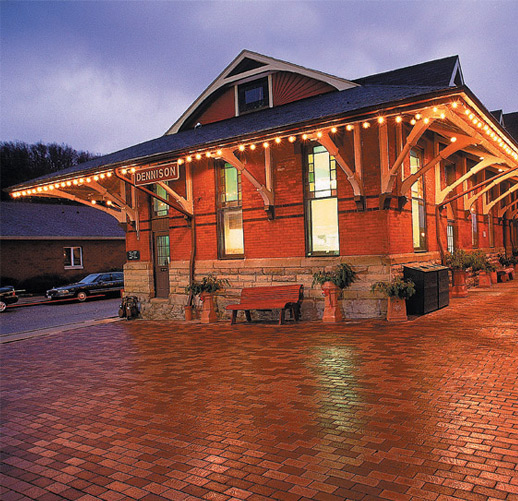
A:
[[0, 202, 125, 285], [8, 50, 518, 318]]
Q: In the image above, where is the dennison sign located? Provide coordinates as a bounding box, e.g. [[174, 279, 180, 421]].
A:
[[134, 164, 180, 186]]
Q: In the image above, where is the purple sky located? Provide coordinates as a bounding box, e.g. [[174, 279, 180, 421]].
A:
[[1, 0, 517, 155]]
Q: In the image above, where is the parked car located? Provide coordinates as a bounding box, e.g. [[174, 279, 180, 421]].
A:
[[0, 286, 19, 312], [46, 272, 124, 302]]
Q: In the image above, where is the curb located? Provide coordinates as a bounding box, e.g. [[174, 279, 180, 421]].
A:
[[0, 317, 122, 344]]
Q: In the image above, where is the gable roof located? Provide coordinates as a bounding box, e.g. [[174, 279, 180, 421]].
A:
[[503, 112, 518, 141], [353, 55, 462, 88], [165, 49, 359, 134], [13, 81, 453, 189], [0, 202, 125, 239]]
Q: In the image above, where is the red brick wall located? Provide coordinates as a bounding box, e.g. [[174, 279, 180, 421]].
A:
[[126, 124, 508, 267]]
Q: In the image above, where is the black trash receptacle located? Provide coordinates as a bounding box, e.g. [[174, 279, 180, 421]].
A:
[[403, 264, 449, 316]]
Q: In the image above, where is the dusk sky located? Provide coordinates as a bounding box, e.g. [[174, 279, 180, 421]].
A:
[[1, 0, 517, 155]]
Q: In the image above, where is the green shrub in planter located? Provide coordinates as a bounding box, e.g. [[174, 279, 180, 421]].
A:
[[185, 273, 230, 296], [445, 249, 472, 270], [371, 277, 416, 299], [469, 250, 490, 272], [312, 263, 357, 290]]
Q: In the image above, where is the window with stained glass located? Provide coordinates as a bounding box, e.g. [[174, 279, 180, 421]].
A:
[[410, 149, 427, 251], [217, 163, 244, 257], [305, 145, 339, 255]]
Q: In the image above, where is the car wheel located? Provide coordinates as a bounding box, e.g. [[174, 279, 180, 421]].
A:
[[77, 291, 88, 302], [0, 301, 7, 312]]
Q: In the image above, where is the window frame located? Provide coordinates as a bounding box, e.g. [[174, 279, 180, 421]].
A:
[[237, 77, 270, 115], [304, 144, 340, 257], [409, 148, 427, 252], [64, 246, 83, 270], [216, 162, 245, 259]]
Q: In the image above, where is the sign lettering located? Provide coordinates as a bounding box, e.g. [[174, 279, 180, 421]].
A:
[[134, 164, 179, 186]]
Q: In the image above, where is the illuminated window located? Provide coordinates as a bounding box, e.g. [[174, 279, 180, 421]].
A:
[[471, 212, 478, 248], [153, 183, 169, 217], [64, 246, 83, 269], [447, 221, 455, 254], [410, 149, 427, 251], [217, 163, 244, 258], [237, 77, 269, 114], [305, 145, 339, 255]]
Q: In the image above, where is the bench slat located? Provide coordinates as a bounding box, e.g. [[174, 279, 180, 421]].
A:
[[226, 284, 303, 325]]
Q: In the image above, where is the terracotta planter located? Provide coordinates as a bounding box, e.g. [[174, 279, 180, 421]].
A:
[[451, 269, 468, 298], [184, 305, 193, 321], [200, 293, 217, 323], [386, 297, 408, 322], [321, 281, 342, 322], [477, 271, 492, 288], [490, 271, 498, 284]]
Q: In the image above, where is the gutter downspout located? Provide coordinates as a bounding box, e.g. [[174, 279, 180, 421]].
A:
[[114, 169, 197, 304]]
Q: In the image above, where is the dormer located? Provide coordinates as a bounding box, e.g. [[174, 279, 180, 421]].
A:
[[166, 50, 358, 134]]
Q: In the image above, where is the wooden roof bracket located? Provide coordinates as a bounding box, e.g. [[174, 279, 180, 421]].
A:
[[89, 180, 136, 221], [157, 181, 193, 216], [466, 169, 518, 214], [498, 198, 518, 218], [219, 147, 275, 218], [39, 189, 126, 222], [397, 134, 474, 209], [484, 183, 518, 215], [380, 116, 435, 209], [436, 155, 503, 205], [316, 132, 365, 210]]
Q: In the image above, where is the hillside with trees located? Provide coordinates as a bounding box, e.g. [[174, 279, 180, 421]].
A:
[[0, 141, 98, 201]]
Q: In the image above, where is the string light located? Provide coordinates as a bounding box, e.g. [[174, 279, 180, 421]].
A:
[[11, 102, 518, 200]]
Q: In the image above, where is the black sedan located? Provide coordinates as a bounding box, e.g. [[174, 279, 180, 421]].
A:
[[46, 272, 124, 302], [0, 286, 19, 312]]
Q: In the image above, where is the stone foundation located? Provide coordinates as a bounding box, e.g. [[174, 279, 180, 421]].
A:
[[123, 253, 474, 321]]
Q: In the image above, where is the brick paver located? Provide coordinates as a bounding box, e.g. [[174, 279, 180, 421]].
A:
[[1, 282, 517, 500]]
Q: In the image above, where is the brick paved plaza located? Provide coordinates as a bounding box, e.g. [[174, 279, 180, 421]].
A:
[[1, 282, 517, 501]]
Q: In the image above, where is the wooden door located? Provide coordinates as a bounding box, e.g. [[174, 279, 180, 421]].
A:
[[153, 233, 170, 298]]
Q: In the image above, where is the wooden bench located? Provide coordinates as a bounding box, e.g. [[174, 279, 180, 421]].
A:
[[497, 267, 514, 282], [226, 284, 304, 325]]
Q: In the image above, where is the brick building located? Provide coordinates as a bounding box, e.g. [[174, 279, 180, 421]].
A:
[[8, 51, 518, 319], [0, 202, 125, 283]]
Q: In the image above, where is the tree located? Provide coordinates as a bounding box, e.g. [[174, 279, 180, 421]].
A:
[[0, 141, 98, 201]]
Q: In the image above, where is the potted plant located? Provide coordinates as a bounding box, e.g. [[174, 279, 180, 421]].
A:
[[486, 261, 498, 285], [185, 273, 229, 323], [312, 263, 357, 322], [470, 250, 491, 288], [371, 277, 415, 322], [445, 249, 471, 298]]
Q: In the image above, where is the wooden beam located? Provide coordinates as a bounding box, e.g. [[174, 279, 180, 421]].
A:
[[317, 132, 363, 198], [89, 180, 136, 221], [382, 118, 433, 195], [498, 198, 518, 218], [485, 183, 518, 214], [40, 189, 125, 222], [157, 181, 193, 216], [219, 148, 274, 208], [436, 155, 503, 205], [399, 135, 473, 197], [468, 169, 518, 213]]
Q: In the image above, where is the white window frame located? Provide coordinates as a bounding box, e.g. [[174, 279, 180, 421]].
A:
[[64, 246, 83, 270]]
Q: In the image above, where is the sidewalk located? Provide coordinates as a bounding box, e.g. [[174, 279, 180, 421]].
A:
[[1, 281, 517, 501]]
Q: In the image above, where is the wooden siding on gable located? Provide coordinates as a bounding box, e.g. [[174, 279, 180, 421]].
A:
[[273, 72, 335, 107], [185, 87, 236, 128]]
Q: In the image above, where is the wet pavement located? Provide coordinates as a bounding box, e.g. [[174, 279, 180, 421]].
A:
[[1, 281, 517, 501]]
